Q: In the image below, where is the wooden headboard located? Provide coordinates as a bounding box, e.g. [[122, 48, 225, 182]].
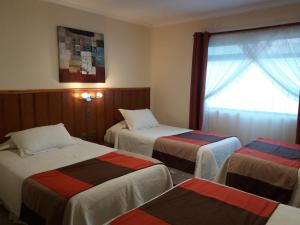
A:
[[0, 88, 150, 143]]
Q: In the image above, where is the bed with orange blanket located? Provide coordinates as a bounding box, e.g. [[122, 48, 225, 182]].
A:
[[107, 178, 300, 225], [105, 123, 241, 182], [217, 137, 300, 207], [0, 139, 172, 225]]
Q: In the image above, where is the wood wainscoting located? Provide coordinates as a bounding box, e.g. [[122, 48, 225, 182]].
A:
[[0, 88, 150, 143]]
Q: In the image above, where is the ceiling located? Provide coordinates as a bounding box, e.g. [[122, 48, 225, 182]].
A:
[[43, 0, 300, 27]]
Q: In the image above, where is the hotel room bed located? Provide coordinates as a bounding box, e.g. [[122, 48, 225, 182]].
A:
[[107, 178, 300, 225], [216, 137, 300, 208], [104, 123, 241, 181], [0, 138, 172, 225]]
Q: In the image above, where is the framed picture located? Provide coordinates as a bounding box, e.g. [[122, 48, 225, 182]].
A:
[[57, 26, 105, 83]]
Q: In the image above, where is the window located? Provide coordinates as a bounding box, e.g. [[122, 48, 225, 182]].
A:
[[206, 64, 298, 115], [204, 26, 300, 144]]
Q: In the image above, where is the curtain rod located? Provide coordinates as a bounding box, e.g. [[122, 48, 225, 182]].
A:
[[212, 22, 300, 35]]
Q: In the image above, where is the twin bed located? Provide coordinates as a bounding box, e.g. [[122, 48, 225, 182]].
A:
[[0, 108, 299, 225], [107, 178, 300, 225], [105, 122, 241, 182], [0, 125, 172, 225], [217, 137, 300, 208]]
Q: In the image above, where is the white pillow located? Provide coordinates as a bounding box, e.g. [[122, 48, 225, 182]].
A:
[[104, 120, 127, 144], [6, 123, 76, 157], [119, 109, 159, 131], [0, 139, 17, 151]]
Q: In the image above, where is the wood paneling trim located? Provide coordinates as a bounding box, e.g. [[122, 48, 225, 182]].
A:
[[3, 95, 20, 135], [104, 90, 115, 131], [20, 94, 35, 130], [0, 87, 150, 94], [35, 93, 49, 126], [48, 93, 62, 125], [0, 88, 150, 143], [62, 92, 75, 136]]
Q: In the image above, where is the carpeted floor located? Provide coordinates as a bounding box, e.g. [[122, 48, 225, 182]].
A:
[[0, 206, 15, 225]]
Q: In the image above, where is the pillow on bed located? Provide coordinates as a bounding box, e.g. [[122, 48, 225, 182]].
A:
[[104, 120, 127, 144], [119, 109, 159, 130], [6, 123, 77, 157], [0, 139, 17, 151], [111, 120, 127, 129]]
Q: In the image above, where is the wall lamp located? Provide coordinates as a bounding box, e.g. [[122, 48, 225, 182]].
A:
[[75, 91, 103, 102]]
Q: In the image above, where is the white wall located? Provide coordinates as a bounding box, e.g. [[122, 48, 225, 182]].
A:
[[1, 1, 300, 128], [0, 0, 151, 89], [150, 3, 300, 128]]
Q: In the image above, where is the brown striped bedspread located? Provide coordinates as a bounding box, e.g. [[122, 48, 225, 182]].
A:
[[153, 130, 232, 174], [110, 178, 279, 225], [20, 151, 161, 225], [226, 137, 300, 204]]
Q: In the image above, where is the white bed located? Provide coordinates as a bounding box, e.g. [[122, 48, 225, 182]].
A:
[[0, 139, 172, 225], [104, 123, 241, 182]]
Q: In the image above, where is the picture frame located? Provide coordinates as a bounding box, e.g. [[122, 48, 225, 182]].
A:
[[57, 26, 105, 83]]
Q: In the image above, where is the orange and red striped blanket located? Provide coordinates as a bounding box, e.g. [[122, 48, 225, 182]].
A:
[[153, 130, 232, 173], [20, 151, 160, 225], [226, 137, 300, 204], [110, 178, 278, 225]]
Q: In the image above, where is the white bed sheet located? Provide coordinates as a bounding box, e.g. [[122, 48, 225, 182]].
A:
[[104, 124, 241, 180], [0, 139, 172, 225]]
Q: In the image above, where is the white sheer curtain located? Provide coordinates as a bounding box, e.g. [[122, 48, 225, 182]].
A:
[[203, 25, 300, 145]]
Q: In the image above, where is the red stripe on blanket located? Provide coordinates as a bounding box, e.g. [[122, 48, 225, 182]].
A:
[[31, 170, 92, 199], [180, 179, 278, 218], [237, 147, 300, 168], [97, 152, 155, 170], [257, 137, 300, 151], [111, 208, 170, 225], [191, 130, 231, 137], [162, 136, 209, 146]]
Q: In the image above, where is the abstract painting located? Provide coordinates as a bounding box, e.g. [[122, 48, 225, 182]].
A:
[[57, 26, 105, 83]]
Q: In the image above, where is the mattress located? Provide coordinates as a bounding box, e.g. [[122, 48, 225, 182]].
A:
[[105, 124, 241, 181], [0, 139, 172, 225]]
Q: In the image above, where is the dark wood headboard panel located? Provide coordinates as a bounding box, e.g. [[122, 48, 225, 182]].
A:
[[0, 88, 150, 143]]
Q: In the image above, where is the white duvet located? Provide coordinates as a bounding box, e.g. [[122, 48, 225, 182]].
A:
[[0, 139, 172, 225], [104, 124, 241, 181]]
